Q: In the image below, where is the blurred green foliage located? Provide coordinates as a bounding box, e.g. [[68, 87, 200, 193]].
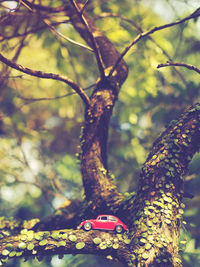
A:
[[0, 0, 200, 266]]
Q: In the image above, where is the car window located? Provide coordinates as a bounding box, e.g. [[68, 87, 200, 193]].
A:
[[109, 216, 117, 222], [99, 216, 107, 221]]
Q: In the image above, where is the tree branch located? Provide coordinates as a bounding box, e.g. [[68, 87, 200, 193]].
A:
[[0, 228, 131, 265], [157, 61, 200, 74], [95, 12, 188, 86], [70, 0, 105, 77], [108, 7, 200, 78], [0, 53, 90, 106]]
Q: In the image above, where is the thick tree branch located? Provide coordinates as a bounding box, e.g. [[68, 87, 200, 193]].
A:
[[0, 228, 131, 265], [0, 53, 90, 106], [157, 61, 200, 74], [109, 7, 200, 78], [65, 1, 129, 209], [117, 103, 200, 266]]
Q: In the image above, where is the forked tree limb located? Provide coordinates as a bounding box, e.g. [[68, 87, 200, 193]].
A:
[[65, 1, 128, 209], [108, 7, 200, 78]]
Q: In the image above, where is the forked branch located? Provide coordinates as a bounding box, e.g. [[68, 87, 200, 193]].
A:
[[108, 7, 200, 78]]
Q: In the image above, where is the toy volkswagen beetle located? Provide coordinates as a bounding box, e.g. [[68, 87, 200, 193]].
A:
[[77, 214, 128, 233]]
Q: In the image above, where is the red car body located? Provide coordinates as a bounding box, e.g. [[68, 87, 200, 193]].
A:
[[77, 214, 128, 233]]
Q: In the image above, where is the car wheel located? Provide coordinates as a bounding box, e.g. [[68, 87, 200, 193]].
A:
[[83, 222, 92, 231], [115, 225, 123, 233]]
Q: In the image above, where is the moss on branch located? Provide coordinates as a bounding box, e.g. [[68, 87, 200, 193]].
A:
[[0, 228, 131, 265]]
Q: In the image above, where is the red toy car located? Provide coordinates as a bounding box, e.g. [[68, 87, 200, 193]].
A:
[[77, 214, 128, 233]]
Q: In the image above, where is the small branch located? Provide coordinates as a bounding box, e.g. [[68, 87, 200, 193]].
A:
[[43, 17, 93, 52], [70, 0, 105, 78], [17, 84, 94, 104], [17, 92, 78, 103], [108, 7, 200, 78], [80, 0, 90, 15], [0, 53, 90, 106], [157, 61, 200, 75]]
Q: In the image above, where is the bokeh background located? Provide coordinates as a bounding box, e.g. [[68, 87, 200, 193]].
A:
[[0, 0, 200, 266]]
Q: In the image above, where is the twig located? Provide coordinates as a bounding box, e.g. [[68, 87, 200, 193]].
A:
[[157, 61, 200, 75], [108, 7, 200, 78], [80, 0, 90, 15], [70, 0, 105, 78], [43, 18, 93, 52], [16, 84, 95, 103], [0, 53, 90, 106], [17, 92, 77, 102]]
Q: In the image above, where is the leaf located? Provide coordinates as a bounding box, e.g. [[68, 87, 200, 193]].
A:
[[51, 232, 60, 240], [27, 243, 35, 250], [142, 252, 149, 259], [145, 243, 152, 250], [76, 242, 85, 249], [39, 239, 48, 246], [18, 242, 26, 249], [2, 249, 10, 256], [112, 243, 119, 249], [57, 241, 66, 247], [93, 237, 102, 245], [68, 235, 77, 242], [9, 251, 16, 257]]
